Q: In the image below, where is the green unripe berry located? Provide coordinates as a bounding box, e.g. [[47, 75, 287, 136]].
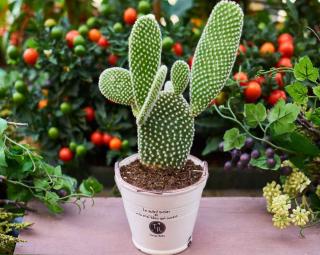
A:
[[14, 80, 27, 93], [162, 37, 174, 51], [60, 102, 72, 114], [51, 26, 63, 39], [121, 139, 129, 149], [73, 35, 85, 46], [76, 144, 87, 157], [74, 45, 86, 57], [138, 1, 151, 14], [48, 127, 59, 140], [12, 92, 25, 105], [113, 22, 123, 33], [44, 18, 56, 28], [69, 141, 77, 151], [78, 25, 89, 36], [7, 45, 19, 59], [86, 17, 98, 28], [0, 85, 9, 98]]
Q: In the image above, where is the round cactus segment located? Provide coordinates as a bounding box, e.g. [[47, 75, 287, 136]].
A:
[[171, 60, 190, 95], [137, 65, 168, 126], [138, 92, 194, 168], [99, 67, 134, 105], [190, 0, 243, 116], [129, 15, 162, 110]]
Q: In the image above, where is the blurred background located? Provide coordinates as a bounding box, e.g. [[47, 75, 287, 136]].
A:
[[0, 0, 320, 195]]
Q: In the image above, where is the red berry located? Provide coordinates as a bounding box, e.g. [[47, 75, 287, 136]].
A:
[[59, 147, 73, 162], [276, 57, 292, 68], [278, 42, 294, 58], [123, 8, 137, 25], [275, 73, 284, 88], [172, 43, 183, 56], [277, 33, 293, 45], [97, 36, 110, 48], [91, 131, 103, 146], [23, 48, 39, 66], [238, 44, 246, 55], [233, 72, 248, 86], [244, 81, 262, 103], [84, 106, 95, 122], [268, 90, 287, 105], [65, 30, 80, 48], [102, 133, 113, 146], [253, 76, 265, 85], [108, 54, 118, 66], [109, 137, 122, 151], [188, 56, 193, 68]]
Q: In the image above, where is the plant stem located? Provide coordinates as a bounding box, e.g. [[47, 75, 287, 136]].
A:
[[213, 103, 294, 153]]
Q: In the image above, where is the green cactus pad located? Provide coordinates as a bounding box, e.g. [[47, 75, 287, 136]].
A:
[[129, 15, 162, 110], [171, 60, 190, 95], [190, 1, 243, 116], [99, 67, 133, 105], [138, 92, 194, 168], [137, 65, 168, 126]]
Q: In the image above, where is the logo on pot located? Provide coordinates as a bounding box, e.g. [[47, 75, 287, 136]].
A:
[[149, 221, 166, 234]]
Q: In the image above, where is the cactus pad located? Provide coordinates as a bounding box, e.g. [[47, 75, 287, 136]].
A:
[[138, 92, 194, 168], [190, 0, 243, 116], [129, 15, 162, 110], [98, 67, 134, 105], [171, 60, 190, 95], [137, 65, 168, 126]]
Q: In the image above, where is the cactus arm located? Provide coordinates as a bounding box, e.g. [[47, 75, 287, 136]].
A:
[[98, 67, 134, 105], [137, 65, 168, 126], [129, 14, 162, 110], [171, 60, 190, 95], [138, 91, 194, 168], [190, 1, 243, 116]]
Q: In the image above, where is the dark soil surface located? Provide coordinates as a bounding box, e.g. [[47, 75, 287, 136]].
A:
[[120, 159, 203, 191]]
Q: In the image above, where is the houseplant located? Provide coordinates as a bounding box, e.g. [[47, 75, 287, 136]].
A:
[[98, 1, 243, 254]]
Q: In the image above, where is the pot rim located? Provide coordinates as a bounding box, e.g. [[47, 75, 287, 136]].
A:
[[115, 153, 208, 196]]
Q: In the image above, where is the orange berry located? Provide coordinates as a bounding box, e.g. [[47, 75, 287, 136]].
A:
[[259, 42, 275, 56], [109, 137, 122, 150], [38, 99, 48, 109], [88, 29, 101, 42]]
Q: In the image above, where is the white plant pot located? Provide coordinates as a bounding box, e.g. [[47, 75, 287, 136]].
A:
[[115, 153, 208, 255]]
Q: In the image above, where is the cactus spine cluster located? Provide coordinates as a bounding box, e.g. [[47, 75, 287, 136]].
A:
[[99, 1, 243, 169]]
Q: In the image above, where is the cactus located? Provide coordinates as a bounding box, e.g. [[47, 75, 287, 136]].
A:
[[99, 1, 243, 169]]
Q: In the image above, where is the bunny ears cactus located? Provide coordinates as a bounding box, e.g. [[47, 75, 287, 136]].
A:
[[99, 1, 243, 169]]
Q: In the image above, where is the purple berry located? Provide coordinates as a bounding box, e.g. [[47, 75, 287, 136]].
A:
[[231, 149, 241, 161], [218, 142, 224, 152], [240, 153, 250, 164], [224, 161, 232, 171], [267, 158, 276, 168], [245, 137, 254, 149], [280, 154, 288, 161], [251, 149, 260, 159], [280, 166, 292, 176], [237, 161, 245, 170], [265, 148, 274, 158], [57, 189, 68, 198]]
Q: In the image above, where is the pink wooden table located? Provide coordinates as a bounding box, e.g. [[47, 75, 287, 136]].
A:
[[15, 197, 320, 255]]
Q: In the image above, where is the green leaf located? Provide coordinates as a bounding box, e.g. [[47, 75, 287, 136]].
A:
[[0, 118, 7, 135], [313, 86, 320, 99], [273, 132, 320, 156], [310, 108, 320, 125], [293, 56, 319, 82], [223, 128, 246, 151], [285, 82, 308, 105], [44, 191, 63, 214], [244, 103, 267, 128], [34, 179, 50, 191], [249, 155, 281, 170], [268, 100, 300, 135], [79, 177, 103, 196], [202, 137, 220, 156], [7, 183, 33, 202]]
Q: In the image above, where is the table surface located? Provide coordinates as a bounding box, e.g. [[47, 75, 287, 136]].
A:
[[15, 197, 320, 255]]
